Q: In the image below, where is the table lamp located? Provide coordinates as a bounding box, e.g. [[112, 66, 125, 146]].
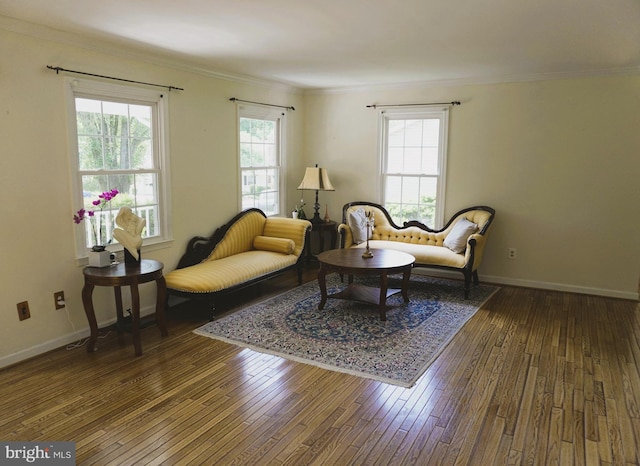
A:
[[297, 164, 335, 224]]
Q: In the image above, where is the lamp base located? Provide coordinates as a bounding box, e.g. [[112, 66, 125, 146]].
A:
[[311, 190, 322, 224], [310, 212, 323, 224]]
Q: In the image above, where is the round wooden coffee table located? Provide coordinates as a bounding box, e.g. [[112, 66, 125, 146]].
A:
[[317, 248, 415, 321]]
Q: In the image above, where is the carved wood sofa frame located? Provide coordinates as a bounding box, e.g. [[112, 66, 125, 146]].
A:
[[339, 202, 496, 298]]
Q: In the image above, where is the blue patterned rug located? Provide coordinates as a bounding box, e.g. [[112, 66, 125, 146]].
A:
[[194, 274, 499, 387]]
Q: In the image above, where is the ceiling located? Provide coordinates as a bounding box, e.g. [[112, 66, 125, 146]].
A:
[[1, 0, 639, 90]]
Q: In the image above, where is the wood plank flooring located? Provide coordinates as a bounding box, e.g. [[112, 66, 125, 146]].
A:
[[0, 266, 638, 465]]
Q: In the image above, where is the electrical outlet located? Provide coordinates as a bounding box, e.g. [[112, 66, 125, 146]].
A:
[[54, 291, 66, 309], [17, 301, 30, 321], [508, 248, 517, 260]]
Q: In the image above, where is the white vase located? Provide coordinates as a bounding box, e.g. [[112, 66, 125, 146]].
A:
[[88, 250, 111, 267]]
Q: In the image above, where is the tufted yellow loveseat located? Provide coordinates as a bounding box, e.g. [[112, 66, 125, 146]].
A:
[[338, 202, 495, 298], [166, 208, 311, 318]]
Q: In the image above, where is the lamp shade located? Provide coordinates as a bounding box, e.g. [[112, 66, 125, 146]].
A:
[[297, 167, 335, 191]]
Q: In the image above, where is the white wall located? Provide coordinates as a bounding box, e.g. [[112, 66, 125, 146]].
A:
[[0, 22, 304, 366], [1, 18, 638, 367], [303, 77, 640, 299]]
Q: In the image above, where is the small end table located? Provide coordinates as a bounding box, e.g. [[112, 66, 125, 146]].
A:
[[82, 259, 168, 356], [306, 220, 337, 262]]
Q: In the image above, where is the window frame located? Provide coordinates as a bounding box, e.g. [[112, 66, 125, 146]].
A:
[[378, 106, 449, 228], [65, 77, 172, 260], [236, 104, 286, 216]]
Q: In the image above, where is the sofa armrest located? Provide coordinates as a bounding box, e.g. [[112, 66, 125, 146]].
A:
[[338, 223, 354, 248], [263, 217, 312, 257], [464, 233, 487, 270]]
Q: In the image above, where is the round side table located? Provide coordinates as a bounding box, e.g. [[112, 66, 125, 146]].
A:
[[81, 259, 168, 356]]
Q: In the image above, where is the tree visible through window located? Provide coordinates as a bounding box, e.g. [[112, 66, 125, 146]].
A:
[[238, 106, 284, 216], [381, 107, 449, 228], [67, 79, 170, 256]]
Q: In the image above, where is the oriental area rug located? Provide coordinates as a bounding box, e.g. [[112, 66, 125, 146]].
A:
[[194, 274, 499, 388]]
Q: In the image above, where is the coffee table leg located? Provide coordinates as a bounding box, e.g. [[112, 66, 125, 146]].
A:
[[318, 263, 328, 310], [379, 272, 388, 321], [81, 282, 98, 352], [401, 267, 411, 303]]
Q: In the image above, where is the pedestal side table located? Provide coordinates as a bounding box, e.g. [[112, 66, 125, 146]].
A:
[[82, 259, 168, 356]]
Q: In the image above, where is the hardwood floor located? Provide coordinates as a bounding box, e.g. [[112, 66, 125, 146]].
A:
[[1, 266, 638, 465]]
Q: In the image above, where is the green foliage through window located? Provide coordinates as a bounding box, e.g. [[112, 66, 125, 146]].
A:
[[239, 113, 281, 216], [75, 97, 159, 246], [381, 109, 448, 228]]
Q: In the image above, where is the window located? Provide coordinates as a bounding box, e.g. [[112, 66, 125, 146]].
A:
[[66, 78, 171, 257], [238, 105, 285, 216], [380, 107, 449, 228]]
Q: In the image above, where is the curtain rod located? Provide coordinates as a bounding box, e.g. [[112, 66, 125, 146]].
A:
[[46, 66, 184, 91], [367, 101, 460, 109], [229, 97, 295, 111]]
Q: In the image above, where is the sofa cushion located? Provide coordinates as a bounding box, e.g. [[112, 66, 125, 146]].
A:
[[253, 235, 295, 254], [165, 250, 299, 293], [350, 240, 467, 268], [348, 208, 372, 244], [373, 224, 443, 245], [443, 218, 478, 253], [262, 216, 310, 256]]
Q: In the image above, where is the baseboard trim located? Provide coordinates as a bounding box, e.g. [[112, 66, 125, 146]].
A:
[[412, 268, 639, 301], [0, 304, 157, 369], [481, 275, 638, 301]]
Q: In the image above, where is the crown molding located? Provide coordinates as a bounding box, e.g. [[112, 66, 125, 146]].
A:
[[303, 65, 640, 95]]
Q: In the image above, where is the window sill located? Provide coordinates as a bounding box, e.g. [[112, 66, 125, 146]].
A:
[[75, 238, 174, 267]]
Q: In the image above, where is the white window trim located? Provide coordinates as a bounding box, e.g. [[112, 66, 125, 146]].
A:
[[236, 103, 287, 216], [65, 77, 173, 261], [378, 106, 449, 228]]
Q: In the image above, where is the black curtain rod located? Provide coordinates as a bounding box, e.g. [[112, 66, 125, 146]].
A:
[[367, 101, 460, 109], [46, 66, 184, 91], [229, 97, 295, 111]]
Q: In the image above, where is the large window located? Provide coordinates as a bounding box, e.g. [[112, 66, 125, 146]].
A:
[[380, 107, 449, 228], [238, 105, 285, 216], [66, 78, 171, 257]]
